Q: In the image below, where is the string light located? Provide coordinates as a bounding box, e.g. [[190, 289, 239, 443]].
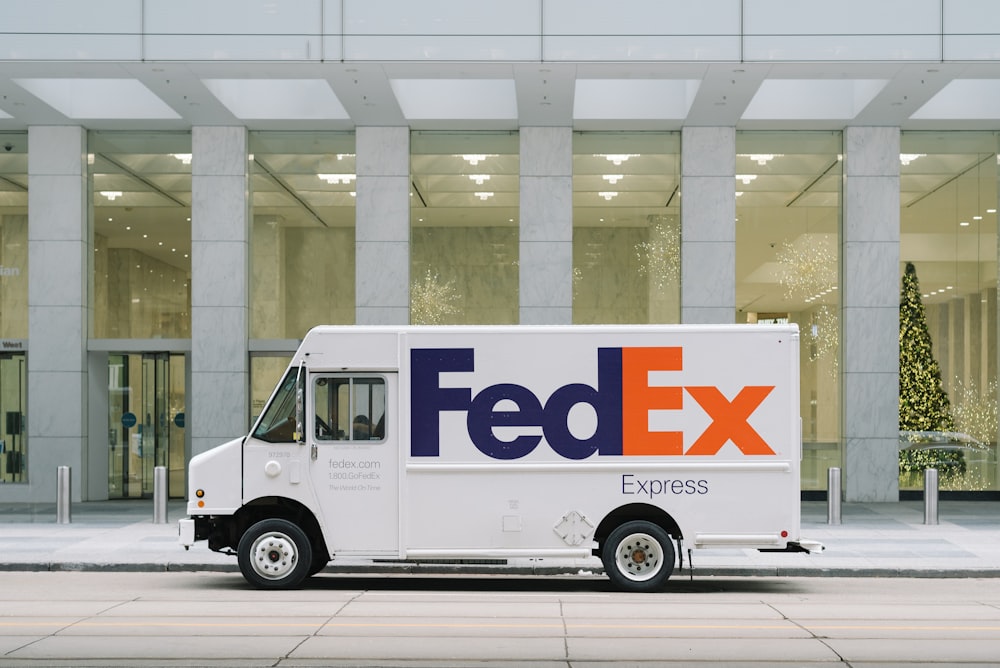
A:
[[410, 269, 461, 325], [776, 238, 837, 300], [635, 216, 680, 291]]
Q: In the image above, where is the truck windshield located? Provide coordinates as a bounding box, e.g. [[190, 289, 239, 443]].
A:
[[252, 368, 299, 443]]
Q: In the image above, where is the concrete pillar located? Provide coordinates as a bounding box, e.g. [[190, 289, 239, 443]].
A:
[[520, 127, 572, 324], [680, 127, 735, 324], [190, 126, 249, 456], [356, 127, 409, 325], [843, 126, 900, 502], [24, 126, 88, 502]]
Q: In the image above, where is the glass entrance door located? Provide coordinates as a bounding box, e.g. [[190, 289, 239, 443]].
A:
[[0, 352, 26, 483], [108, 353, 185, 499]]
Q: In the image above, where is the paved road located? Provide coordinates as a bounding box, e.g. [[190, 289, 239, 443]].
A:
[[1, 572, 999, 666]]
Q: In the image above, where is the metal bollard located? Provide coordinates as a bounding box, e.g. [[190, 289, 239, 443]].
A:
[[56, 466, 71, 524], [827, 467, 841, 525], [924, 468, 939, 525], [153, 466, 168, 524]]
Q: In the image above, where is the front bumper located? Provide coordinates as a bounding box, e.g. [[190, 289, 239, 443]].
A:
[[178, 518, 195, 549]]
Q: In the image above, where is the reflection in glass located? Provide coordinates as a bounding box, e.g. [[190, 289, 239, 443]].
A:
[[900, 132, 998, 491], [573, 133, 680, 324], [90, 132, 192, 339], [250, 132, 356, 339], [735, 132, 842, 491], [0, 133, 28, 340], [0, 352, 26, 483], [410, 132, 519, 325], [107, 353, 186, 498]]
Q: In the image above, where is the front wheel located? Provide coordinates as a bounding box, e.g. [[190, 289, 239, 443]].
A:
[[237, 518, 313, 589], [601, 520, 675, 593]]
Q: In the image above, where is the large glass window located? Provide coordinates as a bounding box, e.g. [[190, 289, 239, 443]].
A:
[[410, 132, 519, 324], [735, 132, 842, 490], [249, 132, 357, 339], [90, 132, 192, 339], [899, 132, 998, 492], [0, 133, 28, 484], [0, 132, 28, 340], [572, 133, 680, 324]]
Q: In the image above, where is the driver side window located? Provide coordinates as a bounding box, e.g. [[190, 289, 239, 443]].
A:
[[314, 375, 386, 442]]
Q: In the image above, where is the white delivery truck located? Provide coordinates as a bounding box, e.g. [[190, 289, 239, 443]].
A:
[[180, 324, 820, 592]]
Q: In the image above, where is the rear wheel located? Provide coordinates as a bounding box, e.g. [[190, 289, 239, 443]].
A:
[[601, 520, 675, 593], [237, 518, 312, 589]]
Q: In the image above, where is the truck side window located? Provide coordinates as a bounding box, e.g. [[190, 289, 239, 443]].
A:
[[314, 375, 386, 442], [252, 369, 300, 443]]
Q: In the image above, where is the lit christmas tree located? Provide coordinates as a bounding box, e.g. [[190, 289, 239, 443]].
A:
[[898, 262, 963, 478]]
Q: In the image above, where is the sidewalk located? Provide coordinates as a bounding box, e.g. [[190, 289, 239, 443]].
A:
[[1, 500, 998, 579]]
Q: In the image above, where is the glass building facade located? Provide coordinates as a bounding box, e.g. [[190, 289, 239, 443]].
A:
[[2, 1, 1000, 503]]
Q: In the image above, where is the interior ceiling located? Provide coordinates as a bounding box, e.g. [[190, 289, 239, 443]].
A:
[[1, 60, 998, 315]]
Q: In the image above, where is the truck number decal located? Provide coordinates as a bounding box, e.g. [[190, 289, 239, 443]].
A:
[[410, 347, 775, 460]]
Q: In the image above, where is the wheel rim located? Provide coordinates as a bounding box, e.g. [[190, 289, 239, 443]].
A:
[[248, 531, 299, 581], [614, 531, 664, 582]]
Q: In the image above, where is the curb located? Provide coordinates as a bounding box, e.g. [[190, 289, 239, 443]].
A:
[[3, 562, 1000, 578]]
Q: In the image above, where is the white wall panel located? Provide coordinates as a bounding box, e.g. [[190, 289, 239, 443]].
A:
[[144, 35, 321, 61], [544, 36, 738, 62], [342, 0, 539, 60], [745, 0, 940, 35], [544, 0, 740, 35], [944, 0, 1000, 59], [322, 0, 344, 59], [945, 0, 1000, 32], [744, 35, 941, 61], [344, 0, 539, 35], [945, 35, 1000, 59], [344, 36, 540, 61], [2, 0, 139, 33], [744, 0, 942, 61], [144, 0, 323, 60], [0, 34, 140, 61], [145, 0, 322, 34]]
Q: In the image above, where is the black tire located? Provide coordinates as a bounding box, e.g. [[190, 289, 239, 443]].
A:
[[308, 555, 329, 577], [601, 520, 675, 593], [237, 518, 313, 589]]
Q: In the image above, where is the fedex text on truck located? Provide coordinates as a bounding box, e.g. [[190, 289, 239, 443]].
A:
[[411, 346, 776, 460]]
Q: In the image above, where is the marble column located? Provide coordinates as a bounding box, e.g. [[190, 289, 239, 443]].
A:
[[190, 127, 249, 457], [519, 127, 572, 325], [356, 127, 409, 325], [843, 126, 900, 502], [250, 215, 286, 339], [680, 127, 735, 324], [21, 126, 88, 502]]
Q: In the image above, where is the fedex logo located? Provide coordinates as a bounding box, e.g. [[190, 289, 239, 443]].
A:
[[410, 347, 776, 460]]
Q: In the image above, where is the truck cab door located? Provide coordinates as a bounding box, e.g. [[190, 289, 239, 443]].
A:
[[309, 373, 398, 555]]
